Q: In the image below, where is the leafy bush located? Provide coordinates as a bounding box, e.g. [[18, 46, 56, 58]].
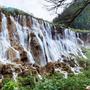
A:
[[2, 71, 90, 90], [2, 79, 18, 90], [18, 75, 36, 89], [2, 75, 37, 90], [33, 72, 90, 90]]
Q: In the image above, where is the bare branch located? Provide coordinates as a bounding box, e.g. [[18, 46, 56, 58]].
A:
[[44, 0, 75, 14]]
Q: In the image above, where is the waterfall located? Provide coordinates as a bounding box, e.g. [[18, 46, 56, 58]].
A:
[[0, 12, 86, 67]]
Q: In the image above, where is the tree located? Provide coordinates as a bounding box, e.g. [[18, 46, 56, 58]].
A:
[[45, 0, 77, 14], [45, 0, 90, 27]]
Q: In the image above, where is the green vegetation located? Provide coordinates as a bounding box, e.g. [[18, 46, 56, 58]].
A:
[[34, 72, 90, 90], [53, 0, 90, 30], [71, 28, 90, 33], [83, 48, 90, 70], [85, 48, 90, 59], [2, 79, 18, 90], [18, 75, 37, 90], [77, 48, 90, 69], [2, 70, 90, 90], [2, 76, 36, 90], [71, 4, 90, 30], [1, 7, 30, 16]]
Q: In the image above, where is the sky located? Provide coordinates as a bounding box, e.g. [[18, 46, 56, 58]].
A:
[[0, 0, 72, 21], [0, 0, 58, 21]]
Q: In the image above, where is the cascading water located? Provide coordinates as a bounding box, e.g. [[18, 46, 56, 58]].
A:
[[0, 8, 87, 79], [0, 12, 86, 66]]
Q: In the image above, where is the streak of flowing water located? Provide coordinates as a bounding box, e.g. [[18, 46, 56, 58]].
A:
[[0, 12, 87, 76]]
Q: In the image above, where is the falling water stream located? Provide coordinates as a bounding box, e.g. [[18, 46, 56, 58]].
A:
[[0, 13, 87, 65], [0, 12, 87, 80]]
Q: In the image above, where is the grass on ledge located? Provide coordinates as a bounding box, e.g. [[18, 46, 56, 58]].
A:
[[71, 28, 90, 33]]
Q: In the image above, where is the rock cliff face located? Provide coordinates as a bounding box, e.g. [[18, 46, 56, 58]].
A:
[[0, 7, 86, 79]]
